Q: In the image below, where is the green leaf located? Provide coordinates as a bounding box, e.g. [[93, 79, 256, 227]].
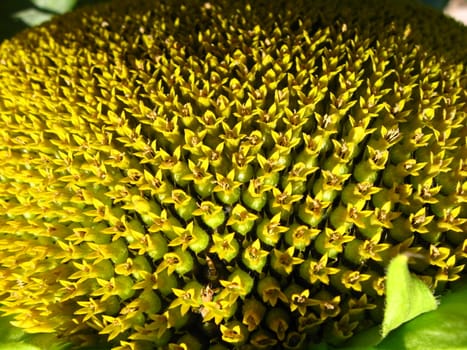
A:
[[0, 315, 70, 350], [377, 282, 467, 350], [317, 283, 467, 350], [12, 0, 79, 27], [12, 8, 55, 27], [20, 334, 71, 350], [381, 254, 438, 338], [0, 343, 41, 350], [31, 0, 78, 14], [0, 316, 25, 343]]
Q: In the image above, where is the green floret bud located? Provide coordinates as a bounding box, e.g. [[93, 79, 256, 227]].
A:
[[265, 308, 290, 341], [314, 227, 354, 258], [128, 232, 168, 262], [269, 183, 303, 219], [213, 171, 242, 205], [193, 201, 226, 230], [242, 298, 267, 332], [93, 275, 135, 301], [281, 162, 318, 195], [242, 239, 269, 273], [256, 213, 289, 246], [298, 194, 332, 227], [220, 321, 249, 345], [284, 223, 320, 252], [299, 254, 340, 285], [158, 248, 194, 276], [249, 329, 279, 348], [162, 189, 197, 221], [226, 204, 258, 235], [241, 177, 271, 212], [257, 275, 288, 307], [270, 247, 304, 276], [114, 255, 152, 280], [219, 269, 254, 301], [168, 221, 209, 254], [210, 232, 240, 262], [172, 333, 203, 350]]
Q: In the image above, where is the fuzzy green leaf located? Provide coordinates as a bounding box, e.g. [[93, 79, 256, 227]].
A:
[[31, 0, 78, 14], [0, 344, 40, 350], [381, 254, 438, 338], [12, 8, 54, 26], [377, 281, 467, 350], [0, 316, 71, 350], [316, 283, 467, 350]]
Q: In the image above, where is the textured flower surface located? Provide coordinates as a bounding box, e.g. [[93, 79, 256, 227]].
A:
[[0, 0, 466, 349]]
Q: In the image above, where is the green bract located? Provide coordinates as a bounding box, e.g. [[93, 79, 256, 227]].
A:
[[0, 0, 466, 349], [382, 254, 437, 338]]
